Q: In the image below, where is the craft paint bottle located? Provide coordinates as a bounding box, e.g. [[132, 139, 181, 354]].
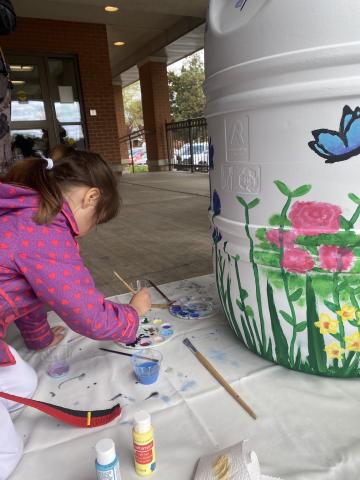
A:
[[133, 410, 156, 476], [95, 438, 122, 480]]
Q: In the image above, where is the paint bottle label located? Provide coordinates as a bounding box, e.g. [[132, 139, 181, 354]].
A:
[[133, 427, 156, 476], [95, 457, 121, 480]]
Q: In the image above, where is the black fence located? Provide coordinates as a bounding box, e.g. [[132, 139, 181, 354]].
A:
[[119, 128, 148, 173], [165, 118, 209, 172]]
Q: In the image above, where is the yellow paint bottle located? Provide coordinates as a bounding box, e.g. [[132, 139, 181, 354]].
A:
[[133, 410, 156, 476]]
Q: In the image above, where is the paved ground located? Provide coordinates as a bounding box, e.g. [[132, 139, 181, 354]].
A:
[[79, 172, 213, 297]]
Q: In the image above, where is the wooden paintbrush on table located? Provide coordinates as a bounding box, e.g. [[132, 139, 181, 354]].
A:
[[183, 338, 257, 420]]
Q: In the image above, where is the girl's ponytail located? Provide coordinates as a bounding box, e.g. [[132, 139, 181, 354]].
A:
[[1, 150, 120, 225], [2, 157, 63, 224]]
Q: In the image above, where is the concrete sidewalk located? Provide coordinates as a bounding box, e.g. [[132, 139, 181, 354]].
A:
[[79, 172, 213, 297]]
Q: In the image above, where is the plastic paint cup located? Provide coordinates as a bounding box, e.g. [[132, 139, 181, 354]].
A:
[[130, 279, 150, 293], [131, 348, 163, 385], [43, 345, 72, 379]]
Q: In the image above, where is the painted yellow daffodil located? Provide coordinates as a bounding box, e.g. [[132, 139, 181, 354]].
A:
[[314, 314, 339, 335], [345, 331, 360, 352], [324, 342, 345, 360], [336, 305, 356, 322]]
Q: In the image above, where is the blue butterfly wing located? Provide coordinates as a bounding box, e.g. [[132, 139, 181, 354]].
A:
[[345, 116, 360, 151], [340, 105, 354, 133], [314, 131, 347, 155], [309, 142, 332, 158]]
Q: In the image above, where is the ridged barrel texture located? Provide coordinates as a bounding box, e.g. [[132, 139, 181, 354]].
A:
[[206, 0, 360, 377]]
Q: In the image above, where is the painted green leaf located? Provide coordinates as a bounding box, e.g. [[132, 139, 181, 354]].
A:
[[227, 277, 242, 339], [291, 184, 312, 198], [269, 214, 292, 227], [349, 193, 360, 205], [297, 231, 360, 247], [256, 228, 267, 241], [324, 300, 340, 313], [240, 288, 248, 300], [236, 196, 247, 208], [248, 198, 260, 209], [349, 320, 358, 328], [306, 275, 327, 374], [245, 305, 254, 317], [240, 315, 255, 351], [295, 348, 302, 369], [267, 282, 290, 366], [338, 281, 349, 291], [265, 338, 274, 361], [279, 310, 295, 326], [340, 216, 351, 231], [274, 180, 291, 197], [290, 288, 303, 302], [295, 321, 307, 332], [236, 299, 244, 311]]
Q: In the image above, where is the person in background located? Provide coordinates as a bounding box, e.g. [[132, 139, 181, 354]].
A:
[[0, 150, 151, 479], [11, 134, 35, 160]]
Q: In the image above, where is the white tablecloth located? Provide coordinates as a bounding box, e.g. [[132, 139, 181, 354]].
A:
[[6, 275, 360, 480]]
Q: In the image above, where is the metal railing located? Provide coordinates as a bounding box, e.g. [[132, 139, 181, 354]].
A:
[[165, 118, 209, 172], [119, 128, 148, 173]]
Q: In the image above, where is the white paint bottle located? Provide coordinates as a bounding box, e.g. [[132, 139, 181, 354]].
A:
[[95, 438, 122, 480]]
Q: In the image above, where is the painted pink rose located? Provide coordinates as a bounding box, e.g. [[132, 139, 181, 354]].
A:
[[266, 229, 297, 248], [289, 201, 342, 236], [319, 245, 354, 272], [281, 247, 314, 274]]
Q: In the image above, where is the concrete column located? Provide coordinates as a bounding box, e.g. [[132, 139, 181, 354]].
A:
[[138, 58, 171, 172], [113, 84, 130, 170]]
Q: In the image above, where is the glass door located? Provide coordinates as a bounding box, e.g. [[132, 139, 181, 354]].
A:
[[9, 56, 54, 157], [8, 54, 87, 158]]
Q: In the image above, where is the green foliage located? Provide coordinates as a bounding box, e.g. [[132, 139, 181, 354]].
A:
[[123, 82, 143, 132], [349, 193, 360, 205], [168, 53, 205, 121]]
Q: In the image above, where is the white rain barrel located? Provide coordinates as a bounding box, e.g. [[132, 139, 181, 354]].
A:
[[205, 0, 360, 377]]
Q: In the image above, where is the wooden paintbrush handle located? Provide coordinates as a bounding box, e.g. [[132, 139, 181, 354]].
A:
[[195, 351, 257, 420], [113, 271, 137, 294]]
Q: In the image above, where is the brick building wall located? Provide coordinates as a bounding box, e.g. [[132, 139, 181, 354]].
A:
[[139, 60, 171, 170], [1, 17, 121, 165]]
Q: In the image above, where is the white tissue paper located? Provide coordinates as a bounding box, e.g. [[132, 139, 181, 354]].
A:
[[193, 441, 282, 480]]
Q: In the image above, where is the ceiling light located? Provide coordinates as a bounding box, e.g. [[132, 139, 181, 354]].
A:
[[114, 41, 125, 47], [105, 5, 119, 12], [12, 80, 26, 85], [10, 65, 34, 72]]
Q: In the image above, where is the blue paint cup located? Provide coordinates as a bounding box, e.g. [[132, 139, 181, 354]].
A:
[[131, 349, 163, 385]]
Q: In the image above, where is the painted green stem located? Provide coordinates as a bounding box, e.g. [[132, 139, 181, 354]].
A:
[[279, 194, 297, 367], [348, 204, 360, 229], [333, 273, 345, 349], [234, 257, 261, 350], [244, 204, 266, 353]]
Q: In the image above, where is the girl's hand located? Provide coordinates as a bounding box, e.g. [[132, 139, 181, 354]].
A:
[[47, 326, 66, 348], [130, 288, 151, 317]]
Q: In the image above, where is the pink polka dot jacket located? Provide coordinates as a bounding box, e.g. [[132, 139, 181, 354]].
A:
[[0, 183, 139, 366]]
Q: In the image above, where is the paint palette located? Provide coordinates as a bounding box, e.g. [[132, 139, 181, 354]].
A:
[[119, 318, 175, 349], [169, 296, 214, 320]]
